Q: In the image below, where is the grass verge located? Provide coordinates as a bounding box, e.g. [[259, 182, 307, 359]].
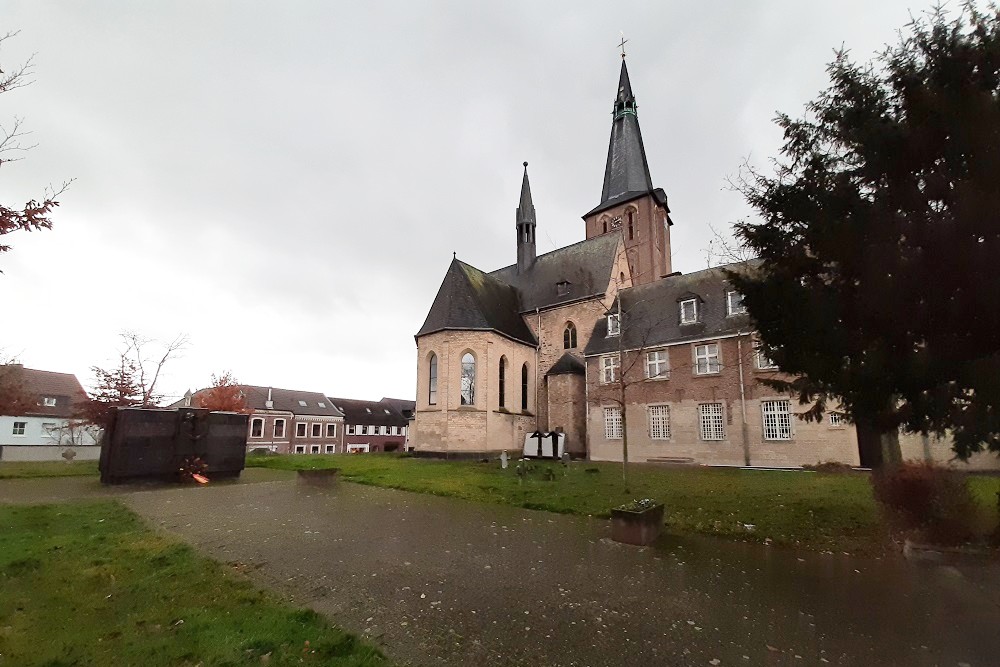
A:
[[0, 460, 99, 479], [248, 454, 924, 554], [0, 501, 386, 666]]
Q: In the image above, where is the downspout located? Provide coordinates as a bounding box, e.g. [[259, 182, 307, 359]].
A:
[[535, 307, 541, 432], [737, 331, 751, 467], [584, 353, 590, 460]]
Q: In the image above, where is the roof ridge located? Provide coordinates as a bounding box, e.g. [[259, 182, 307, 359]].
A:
[[489, 233, 618, 276]]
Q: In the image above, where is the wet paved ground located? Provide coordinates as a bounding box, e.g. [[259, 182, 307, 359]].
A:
[[3, 470, 1000, 666]]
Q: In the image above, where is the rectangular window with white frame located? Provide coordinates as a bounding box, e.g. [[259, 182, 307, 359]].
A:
[[326, 423, 337, 438], [645, 349, 670, 380], [311, 423, 322, 438], [699, 403, 725, 441], [726, 290, 747, 316], [347, 424, 355, 435], [606, 313, 620, 337], [250, 418, 264, 438], [294, 445, 305, 454], [273, 419, 286, 439], [603, 406, 623, 440], [42, 396, 57, 407], [762, 399, 792, 440], [829, 411, 844, 427], [600, 354, 620, 384], [296, 422, 307, 438], [310, 445, 320, 454], [754, 341, 778, 370], [325, 445, 335, 453], [694, 343, 721, 375], [680, 298, 698, 324], [648, 404, 671, 440]]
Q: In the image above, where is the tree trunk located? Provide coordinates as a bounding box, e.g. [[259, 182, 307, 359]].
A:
[[621, 402, 629, 491], [880, 429, 902, 468], [856, 419, 902, 469]]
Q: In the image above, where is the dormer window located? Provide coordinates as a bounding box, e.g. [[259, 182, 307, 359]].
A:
[[726, 290, 747, 316], [607, 314, 621, 337], [556, 280, 570, 296], [680, 298, 698, 324], [42, 396, 57, 407]]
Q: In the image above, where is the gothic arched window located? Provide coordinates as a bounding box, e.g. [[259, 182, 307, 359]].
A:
[[627, 209, 635, 240], [499, 356, 507, 409], [428, 353, 438, 405], [521, 363, 529, 411], [461, 352, 476, 405], [563, 322, 577, 349]]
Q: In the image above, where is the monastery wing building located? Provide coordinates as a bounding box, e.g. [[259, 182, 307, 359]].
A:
[[411, 58, 999, 470]]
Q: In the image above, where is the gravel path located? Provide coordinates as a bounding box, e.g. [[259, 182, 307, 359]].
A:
[[3, 470, 999, 666]]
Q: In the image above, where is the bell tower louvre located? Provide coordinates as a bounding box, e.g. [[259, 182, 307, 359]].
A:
[[583, 57, 673, 286]]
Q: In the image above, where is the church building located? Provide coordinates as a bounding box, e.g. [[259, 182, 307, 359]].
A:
[[410, 57, 999, 470]]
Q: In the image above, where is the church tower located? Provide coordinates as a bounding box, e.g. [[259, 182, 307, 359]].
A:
[[583, 57, 673, 286], [516, 161, 536, 274]]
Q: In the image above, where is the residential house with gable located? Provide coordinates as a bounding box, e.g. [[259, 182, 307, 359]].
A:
[[328, 397, 409, 453]]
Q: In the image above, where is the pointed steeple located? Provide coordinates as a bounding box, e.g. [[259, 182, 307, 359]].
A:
[[596, 58, 654, 211], [516, 161, 536, 273]]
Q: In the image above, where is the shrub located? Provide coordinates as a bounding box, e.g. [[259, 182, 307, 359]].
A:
[[870, 462, 980, 545], [804, 461, 855, 474]]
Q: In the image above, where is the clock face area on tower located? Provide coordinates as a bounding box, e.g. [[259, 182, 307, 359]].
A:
[[610, 216, 622, 230]]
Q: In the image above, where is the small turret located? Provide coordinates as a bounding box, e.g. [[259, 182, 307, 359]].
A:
[[516, 161, 536, 274]]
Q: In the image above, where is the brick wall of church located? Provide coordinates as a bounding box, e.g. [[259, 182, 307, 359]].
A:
[[584, 195, 671, 286], [412, 330, 537, 453], [546, 373, 586, 456]]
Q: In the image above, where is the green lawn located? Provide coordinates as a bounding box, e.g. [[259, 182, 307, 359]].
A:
[[249, 454, 918, 553], [0, 501, 386, 667], [0, 460, 99, 479]]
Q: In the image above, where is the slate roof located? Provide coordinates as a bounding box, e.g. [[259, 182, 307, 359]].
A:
[[545, 353, 586, 376], [416, 258, 537, 345], [381, 397, 416, 419], [0, 365, 89, 418], [328, 397, 409, 427], [583, 264, 753, 356], [585, 59, 658, 219], [177, 385, 344, 417], [490, 234, 621, 312]]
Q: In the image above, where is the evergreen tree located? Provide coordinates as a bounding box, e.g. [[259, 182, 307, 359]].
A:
[[729, 4, 1000, 465]]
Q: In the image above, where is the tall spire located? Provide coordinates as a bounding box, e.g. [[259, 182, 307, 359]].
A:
[[597, 58, 653, 209], [516, 161, 536, 273]]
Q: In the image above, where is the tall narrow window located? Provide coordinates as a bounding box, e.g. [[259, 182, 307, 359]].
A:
[[273, 419, 285, 438], [602, 220, 608, 234], [521, 363, 529, 411], [250, 418, 264, 438], [428, 353, 438, 405], [563, 322, 577, 349], [461, 353, 476, 405], [627, 209, 634, 240], [603, 407, 622, 439], [607, 314, 620, 337], [680, 298, 698, 324], [648, 405, 671, 440], [699, 403, 726, 441], [499, 356, 507, 409]]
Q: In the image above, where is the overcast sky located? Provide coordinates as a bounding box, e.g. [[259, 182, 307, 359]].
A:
[[4, 0, 927, 403]]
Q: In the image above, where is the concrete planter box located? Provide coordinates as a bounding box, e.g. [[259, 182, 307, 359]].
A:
[[296, 469, 340, 487], [610, 503, 665, 546]]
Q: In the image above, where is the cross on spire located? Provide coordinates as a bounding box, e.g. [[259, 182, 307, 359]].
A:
[[618, 31, 628, 59]]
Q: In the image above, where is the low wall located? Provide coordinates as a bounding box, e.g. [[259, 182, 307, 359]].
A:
[[0, 445, 102, 462]]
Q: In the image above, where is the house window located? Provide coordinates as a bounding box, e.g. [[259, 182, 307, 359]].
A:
[[298, 400, 307, 407], [310, 445, 320, 454], [296, 423, 307, 437], [325, 445, 335, 453], [600, 354, 620, 384], [295, 445, 306, 454], [694, 343, 720, 375], [499, 356, 506, 409], [250, 418, 264, 438], [326, 423, 337, 438], [273, 419, 286, 438], [755, 342, 778, 370], [347, 424, 355, 435], [727, 290, 747, 316], [563, 322, 577, 349], [602, 219, 608, 234], [318, 401, 326, 408], [648, 405, 671, 440], [762, 399, 792, 440], [42, 396, 57, 407], [645, 349, 669, 379], [461, 353, 476, 405], [699, 403, 725, 441], [311, 423, 322, 438], [428, 353, 438, 405], [607, 314, 620, 337], [521, 363, 529, 411], [829, 412, 844, 427], [680, 298, 698, 324], [603, 407, 623, 440]]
